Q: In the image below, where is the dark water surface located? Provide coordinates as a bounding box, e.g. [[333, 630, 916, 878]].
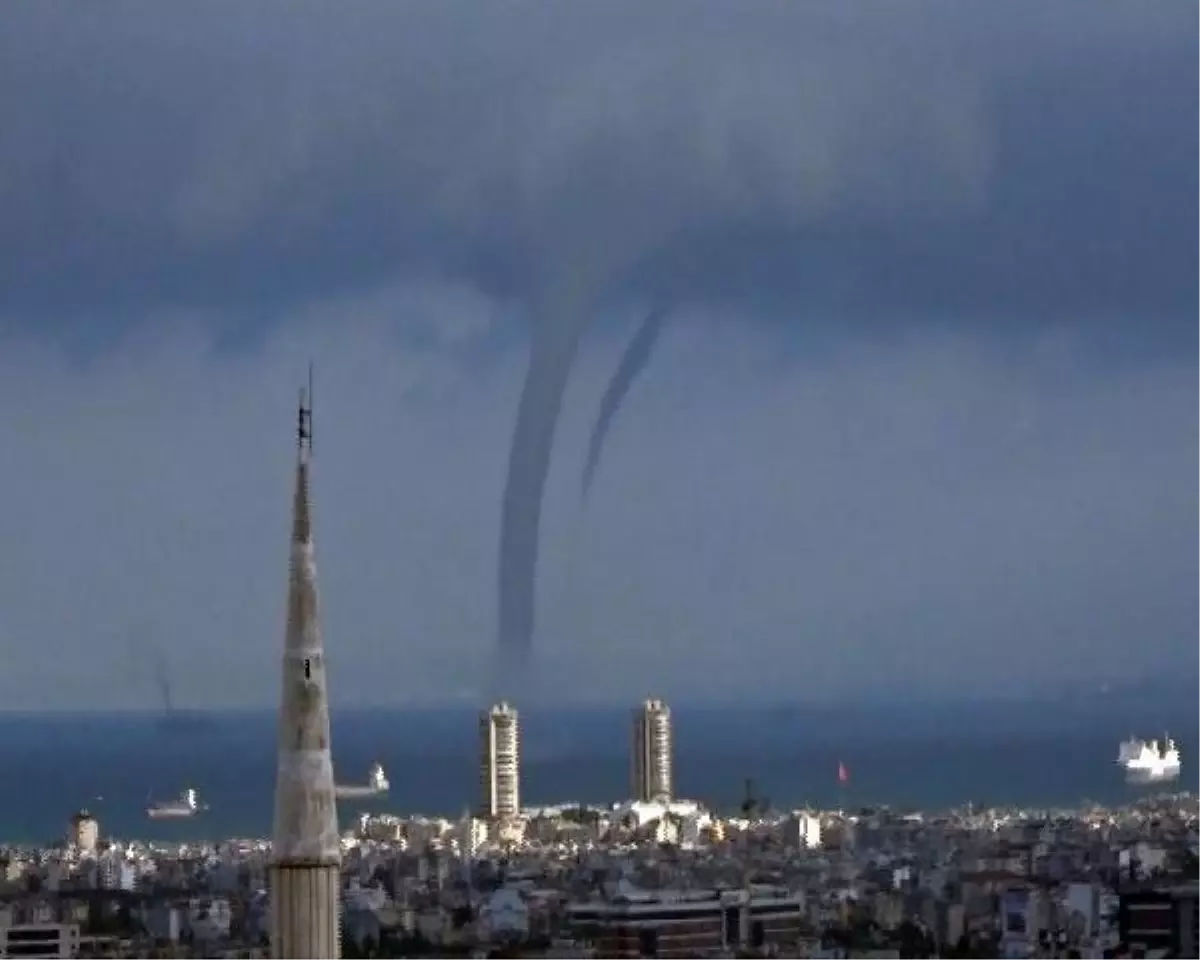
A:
[[0, 696, 1192, 844]]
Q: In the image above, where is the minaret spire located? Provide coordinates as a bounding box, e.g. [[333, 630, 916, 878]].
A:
[[270, 366, 341, 959]]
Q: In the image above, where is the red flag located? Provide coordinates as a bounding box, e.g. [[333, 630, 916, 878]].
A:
[[837, 761, 849, 784]]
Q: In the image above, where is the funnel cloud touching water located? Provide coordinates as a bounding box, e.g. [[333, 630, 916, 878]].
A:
[[497, 303, 668, 674], [497, 283, 595, 666]]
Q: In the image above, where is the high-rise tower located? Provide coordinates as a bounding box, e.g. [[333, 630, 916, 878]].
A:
[[270, 374, 341, 959], [632, 698, 673, 803], [479, 701, 521, 820]]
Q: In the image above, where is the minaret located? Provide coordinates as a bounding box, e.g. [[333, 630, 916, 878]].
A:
[[270, 370, 341, 959]]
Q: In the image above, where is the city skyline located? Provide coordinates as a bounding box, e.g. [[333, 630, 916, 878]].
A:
[[0, 2, 1193, 710]]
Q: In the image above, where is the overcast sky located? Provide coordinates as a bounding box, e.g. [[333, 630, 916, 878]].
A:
[[0, 2, 1194, 710]]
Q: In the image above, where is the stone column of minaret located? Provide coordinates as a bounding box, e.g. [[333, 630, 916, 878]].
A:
[[270, 379, 342, 959]]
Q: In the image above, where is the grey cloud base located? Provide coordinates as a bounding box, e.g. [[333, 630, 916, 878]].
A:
[[0, 2, 1190, 341]]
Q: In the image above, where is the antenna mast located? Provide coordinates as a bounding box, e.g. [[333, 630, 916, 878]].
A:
[[298, 362, 314, 456]]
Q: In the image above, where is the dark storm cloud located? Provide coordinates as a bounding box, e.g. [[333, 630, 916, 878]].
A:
[[0, 2, 1193, 708], [0, 1, 1192, 344]]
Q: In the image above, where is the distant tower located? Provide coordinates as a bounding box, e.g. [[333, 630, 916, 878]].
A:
[[270, 371, 341, 960], [632, 698, 673, 803], [479, 702, 521, 820]]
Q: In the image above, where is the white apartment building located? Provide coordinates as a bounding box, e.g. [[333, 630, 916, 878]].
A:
[[632, 698, 674, 803], [67, 812, 98, 855], [479, 702, 521, 820]]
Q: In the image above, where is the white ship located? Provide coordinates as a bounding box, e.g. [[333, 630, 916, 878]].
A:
[[335, 762, 390, 800], [146, 788, 205, 819], [1117, 736, 1181, 785]]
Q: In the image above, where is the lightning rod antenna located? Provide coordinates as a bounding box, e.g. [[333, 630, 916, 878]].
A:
[[297, 362, 314, 457]]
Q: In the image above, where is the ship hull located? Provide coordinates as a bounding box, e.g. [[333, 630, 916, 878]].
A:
[[334, 786, 387, 800], [1124, 767, 1181, 786], [146, 809, 198, 820]]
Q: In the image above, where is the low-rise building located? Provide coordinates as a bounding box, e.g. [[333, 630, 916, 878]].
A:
[[567, 885, 805, 958]]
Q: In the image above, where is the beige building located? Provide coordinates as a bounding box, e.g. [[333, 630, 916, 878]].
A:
[[479, 702, 521, 820], [68, 811, 99, 855], [631, 698, 674, 803]]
